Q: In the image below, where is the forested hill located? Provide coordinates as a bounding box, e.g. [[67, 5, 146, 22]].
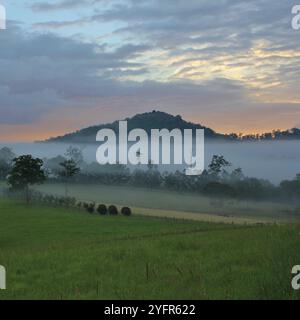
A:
[[43, 110, 300, 143], [43, 110, 227, 143]]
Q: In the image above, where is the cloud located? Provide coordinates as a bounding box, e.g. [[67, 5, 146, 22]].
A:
[[0, 25, 152, 124], [1, 1, 300, 136], [33, 20, 89, 29], [0, 25, 250, 125], [30, 0, 103, 12], [30, 0, 300, 93]]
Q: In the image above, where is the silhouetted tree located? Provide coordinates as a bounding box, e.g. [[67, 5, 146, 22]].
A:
[[44, 155, 66, 177], [58, 159, 80, 197], [7, 155, 46, 203], [0, 147, 15, 179], [208, 155, 231, 178], [230, 168, 244, 181], [280, 174, 300, 199], [65, 146, 84, 167]]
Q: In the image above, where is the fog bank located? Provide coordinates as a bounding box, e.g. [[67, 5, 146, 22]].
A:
[[1, 140, 300, 184]]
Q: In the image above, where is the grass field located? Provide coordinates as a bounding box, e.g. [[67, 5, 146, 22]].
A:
[[0, 198, 300, 300], [35, 183, 300, 223]]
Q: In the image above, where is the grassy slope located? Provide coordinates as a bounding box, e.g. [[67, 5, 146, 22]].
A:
[[0, 199, 300, 300], [35, 183, 300, 223]]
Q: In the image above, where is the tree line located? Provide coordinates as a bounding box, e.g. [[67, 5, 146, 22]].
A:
[[1, 146, 300, 203]]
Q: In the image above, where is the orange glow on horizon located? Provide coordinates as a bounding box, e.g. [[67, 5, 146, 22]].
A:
[[0, 126, 69, 142], [0, 122, 293, 142]]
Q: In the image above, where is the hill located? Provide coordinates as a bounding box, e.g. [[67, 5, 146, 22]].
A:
[[43, 110, 300, 143], [43, 110, 227, 143]]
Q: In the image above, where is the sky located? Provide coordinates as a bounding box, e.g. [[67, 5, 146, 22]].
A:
[[0, 0, 300, 141]]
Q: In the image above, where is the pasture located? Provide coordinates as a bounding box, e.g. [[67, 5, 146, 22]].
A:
[[35, 183, 300, 223], [0, 198, 300, 300]]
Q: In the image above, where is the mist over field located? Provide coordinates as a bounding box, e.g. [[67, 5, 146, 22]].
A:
[[1, 140, 300, 184]]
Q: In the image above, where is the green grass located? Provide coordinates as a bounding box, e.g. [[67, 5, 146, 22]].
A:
[[0, 198, 300, 300], [35, 183, 300, 222]]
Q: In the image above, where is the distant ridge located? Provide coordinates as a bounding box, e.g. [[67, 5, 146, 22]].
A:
[[239, 128, 300, 141], [43, 110, 300, 143]]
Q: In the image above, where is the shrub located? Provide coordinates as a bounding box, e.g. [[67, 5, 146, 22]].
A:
[[85, 202, 95, 214], [83, 202, 89, 210], [203, 182, 236, 198], [97, 204, 107, 215], [121, 207, 132, 216], [108, 205, 118, 215]]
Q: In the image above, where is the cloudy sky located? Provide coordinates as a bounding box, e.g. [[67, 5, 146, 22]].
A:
[[0, 0, 300, 141]]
